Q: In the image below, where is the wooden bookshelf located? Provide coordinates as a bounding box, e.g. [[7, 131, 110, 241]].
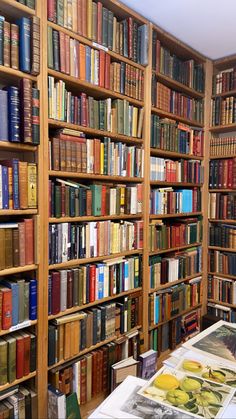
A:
[[209, 219, 236, 224], [0, 0, 35, 17], [151, 107, 204, 127], [49, 170, 143, 183], [149, 242, 202, 256], [0, 264, 37, 277], [149, 272, 203, 293], [0, 372, 37, 393], [149, 303, 202, 330], [0, 64, 37, 82], [150, 148, 204, 160], [49, 214, 143, 223], [208, 246, 236, 252], [208, 299, 235, 308], [210, 123, 236, 133], [209, 272, 236, 279], [153, 71, 205, 99], [0, 320, 37, 337], [150, 181, 203, 187], [150, 212, 202, 219]]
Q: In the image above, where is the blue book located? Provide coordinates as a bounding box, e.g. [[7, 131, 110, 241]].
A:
[[5, 86, 20, 143], [17, 17, 31, 73], [29, 279, 37, 320], [2, 166, 8, 209], [124, 260, 129, 291], [97, 264, 104, 299], [154, 294, 159, 325], [1, 280, 19, 325], [0, 90, 8, 141], [85, 46, 91, 83], [12, 159, 19, 209]]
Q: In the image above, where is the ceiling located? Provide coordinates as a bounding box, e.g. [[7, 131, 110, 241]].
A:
[[121, 0, 236, 60]]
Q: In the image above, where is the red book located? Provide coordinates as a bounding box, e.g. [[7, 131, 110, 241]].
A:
[[59, 31, 66, 73], [14, 333, 24, 379], [233, 158, 236, 189], [105, 54, 111, 90], [65, 35, 70, 75], [48, 0, 56, 22], [24, 218, 34, 265], [101, 186, 107, 216], [89, 265, 96, 302], [92, 351, 98, 396], [81, 93, 87, 126], [18, 221, 25, 266], [51, 271, 61, 315], [80, 357, 87, 404], [99, 50, 105, 88], [67, 270, 73, 309], [0, 288, 12, 330], [227, 159, 232, 188], [97, 2, 103, 45], [19, 332, 31, 376]]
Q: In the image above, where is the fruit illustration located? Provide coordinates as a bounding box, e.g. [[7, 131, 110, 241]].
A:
[[166, 389, 189, 406], [195, 391, 218, 407], [182, 360, 203, 373], [180, 377, 202, 392], [202, 369, 226, 383], [153, 374, 179, 391], [145, 387, 165, 397]]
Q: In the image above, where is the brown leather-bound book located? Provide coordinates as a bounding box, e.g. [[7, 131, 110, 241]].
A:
[[0, 229, 5, 271], [59, 31, 66, 74], [102, 346, 109, 392], [81, 0, 87, 38], [20, 79, 32, 143], [105, 54, 111, 90], [56, 323, 64, 362], [10, 24, 19, 70], [77, 0, 82, 35], [5, 228, 13, 269], [19, 331, 31, 376], [18, 222, 25, 266], [67, 270, 73, 309], [73, 320, 80, 356], [0, 292, 2, 330], [70, 321, 76, 357], [86, 189, 92, 216], [51, 271, 61, 315], [81, 143, 87, 173], [31, 16, 40, 75], [80, 357, 87, 404], [24, 218, 34, 265], [99, 50, 105, 88], [19, 161, 28, 209], [76, 143, 82, 172], [51, 138, 60, 171], [59, 139, 66, 171], [79, 44, 86, 81], [64, 322, 71, 359], [97, 2, 102, 45], [85, 311, 93, 348], [71, 142, 77, 172], [94, 139, 101, 174], [65, 35, 70, 75], [3, 21, 10, 67], [65, 141, 72, 172]]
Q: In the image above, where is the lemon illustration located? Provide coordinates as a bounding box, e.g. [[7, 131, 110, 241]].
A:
[[153, 374, 180, 391]]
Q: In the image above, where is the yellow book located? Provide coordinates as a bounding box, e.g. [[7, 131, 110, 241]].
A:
[[8, 167, 13, 210], [87, 0, 92, 39], [72, 0, 77, 33], [67, 0, 73, 30], [120, 186, 125, 213], [58, 324, 64, 361], [64, 0, 68, 28], [64, 322, 71, 359], [132, 107, 138, 137], [27, 163, 37, 208], [100, 142, 104, 174]]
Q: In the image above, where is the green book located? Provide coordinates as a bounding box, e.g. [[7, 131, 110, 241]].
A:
[[26, 0, 35, 8], [57, 0, 64, 26], [0, 339, 8, 385], [47, 26, 53, 70], [93, 100, 99, 129], [91, 185, 102, 216], [66, 393, 81, 419], [4, 335, 16, 383]]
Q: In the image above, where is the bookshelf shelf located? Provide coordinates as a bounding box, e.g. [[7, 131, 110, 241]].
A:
[[209, 189, 234, 192], [153, 70, 204, 99], [210, 123, 236, 133], [0, 264, 37, 277], [0, 141, 37, 152], [48, 69, 144, 107], [48, 119, 143, 145], [47, 21, 145, 71], [0, 372, 37, 393], [150, 212, 202, 219], [210, 155, 236, 159], [0, 65, 37, 83], [208, 246, 236, 252], [212, 89, 236, 99], [150, 148, 204, 160], [0, 209, 38, 216], [49, 170, 143, 183], [49, 214, 143, 223], [149, 242, 202, 256], [149, 272, 203, 293], [151, 106, 203, 127], [150, 181, 203, 187], [208, 299, 235, 308], [209, 272, 236, 279], [0, 0, 35, 17], [48, 288, 143, 321], [209, 219, 236, 224], [48, 249, 142, 270], [0, 320, 37, 337], [149, 303, 202, 330]]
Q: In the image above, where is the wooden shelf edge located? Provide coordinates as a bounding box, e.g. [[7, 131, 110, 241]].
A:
[[49, 214, 143, 223], [149, 242, 202, 256], [49, 171, 143, 183], [210, 155, 236, 160], [150, 148, 204, 160], [208, 299, 236, 308], [150, 181, 203, 187], [209, 272, 236, 280], [151, 107, 203, 127], [0, 64, 37, 81], [0, 141, 38, 152], [48, 119, 143, 144], [212, 89, 236, 99], [0, 0, 35, 16], [153, 70, 204, 99], [0, 209, 37, 216], [149, 304, 202, 330], [149, 272, 203, 293], [0, 264, 38, 277], [208, 246, 236, 252], [48, 288, 142, 320], [209, 189, 234, 192], [210, 124, 236, 133], [0, 372, 37, 392], [48, 250, 143, 270], [150, 212, 202, 219], [0, 320, 37, 337], [209, 219, 236, 224]]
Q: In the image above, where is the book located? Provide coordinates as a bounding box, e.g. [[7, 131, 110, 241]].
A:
[[209, 223, 236, 248], [139, 349, 157, 379], [209, 249, 236, 276], [210, 136, 236, 157], [48, 385, 66, 419], [209, 158, 236, 189], [150, 187, 201, 215]]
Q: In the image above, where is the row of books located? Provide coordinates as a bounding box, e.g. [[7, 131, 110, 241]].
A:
[[47, 1, 148, 65], [49, 332, 140, 407], [0, 160, 37, 210], [150, 157, 203, 183], [49, 136, 144, 177], [149, 277, 202, 325], [207, 302, 236, 323], [212, 68, 236, 94], [0, 277, 37, 330], [0, 386, 37, 419], [152, 34, 204, 92], [209, 223, 236, 248], [48, 255, 141, 315], [211, 96, 236, 126], [0, 16, 39, 75], [150, 115, 203, 156], [208, 249, 236, 276], [49, 180, 143, 218], [18, 0, 35, 8], [209, 158, 236, 189], [209, 192, 236, 220], [48, 28, 144, 101], [0, 81, 40, 144], [210, 136, 236, 156], [49, 220, 143, 264], [48, 294, 141, 365], [152, 80, 203, 123], [208, 274, 236, 304], [149, 246, 202, 289], [149, 218, 202, 252], [149, 309, 201, 353], [0, 331, 36, 385], [150, 187, 201, 215], [0, 218, 34, 271], [48, 77, 144, 137]]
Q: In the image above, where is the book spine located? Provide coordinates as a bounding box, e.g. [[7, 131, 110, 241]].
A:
[[17, 17, 31, 73]]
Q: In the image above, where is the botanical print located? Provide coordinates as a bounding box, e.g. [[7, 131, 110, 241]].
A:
[[138, 366, 235, 419]]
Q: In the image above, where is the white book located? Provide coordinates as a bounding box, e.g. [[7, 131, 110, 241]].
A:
[[94, 49, 99, 85], [130, 187, 137, 214], [61, 223, 68, 263], [60, 270, 67, 312]]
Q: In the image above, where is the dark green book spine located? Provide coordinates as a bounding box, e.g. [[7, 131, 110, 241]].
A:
[[26, 0, 35, 9], [32, 88, 40, 145]]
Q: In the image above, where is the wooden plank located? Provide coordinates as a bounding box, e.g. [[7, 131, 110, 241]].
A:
[[151, 107, 204, 127], [150, 148, 204, 160], [49, 214, 143, 223], [153, 71, 204, 99], [49, 170, 143, 183]]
